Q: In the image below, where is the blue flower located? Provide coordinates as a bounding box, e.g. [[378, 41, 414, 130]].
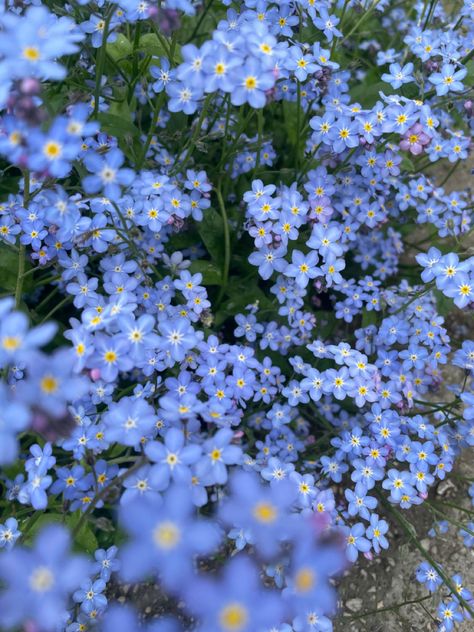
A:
[[0, 383, 30, 465], [196, 428, 242, 485], [365, 514, 389, 554], [73, 578, 107, 614], [158, 318, 200, 363], [119, 486, 221, 590], [0, 518, 21, 550], [381, 62, 415, 89], [104, 396, 156, 446], [437, 600, 464, 631], [231, 59, 275, 108], [83, 149, 135, 200], [185, 556, 284, 632], [0, 6, 83, 101], [0, 525, 89, 630], [285, 250, 321, 289], [344, 522, 371, 562], [429, 64, 467, 96], [145, 427, 202, 490], [219, 470, 296, 558]]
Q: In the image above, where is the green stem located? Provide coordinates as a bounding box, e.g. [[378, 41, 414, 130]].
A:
[[342, 594, 432, 622], [295, 81, 301, 171], [40, 296, 71, 324], [15, 171, 30, 308], [72, 455, 146, 539], [431, 499, 474, 518], [172, 94, 213, 176], [391, 282, 434, 316], [255, 107, 264, 171], [187, 0, 217, 43], [380, 495, 474, 617], [423, 0, 439, 29], [151, 24, 171, 58], [137, 92, 166, 169], [331, 0, 350, 56], [93, 9, 114, 118], [426, 501, 474, 536], [438, 159, 461, 187], [128, 22, 142, 102], [214, 179, 231, 309], [340, 0, 381, 45]]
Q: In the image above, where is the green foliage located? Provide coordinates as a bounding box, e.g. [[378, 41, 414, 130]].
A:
[[0, 244, 31, 294]]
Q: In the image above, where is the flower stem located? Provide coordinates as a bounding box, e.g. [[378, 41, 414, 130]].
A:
[[214, 179, 231, 309], [15, 171, 30, 308]]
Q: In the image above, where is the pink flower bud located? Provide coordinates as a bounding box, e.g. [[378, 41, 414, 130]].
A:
[[90, 368, 101, 381]]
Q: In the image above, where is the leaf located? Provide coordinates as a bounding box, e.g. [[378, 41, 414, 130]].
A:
[[0, 175, 20, 196], [198, 208, 225, 266], [97, 112, 140, 139], [215, 278, 274, 326], [138, 34, 181, 63], [361, 308, 378, 328], [188, 260, 222, 285], [23, 511, 98, 553], [433, 288, 454, 317], [106, 33, 133, 63], [22, 512, 64, 546], [0, 243, 31, 293], [282, 101, 298, 147], [66, 511, 99, 554], [401, 156, 415, 172], [466, 59, 474, 83]]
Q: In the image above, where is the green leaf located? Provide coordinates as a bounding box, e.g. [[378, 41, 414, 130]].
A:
[[139, 34, 181, 63], [66, 512, 99, 554], [361, 308, 378, 328], [97, 112, 140, 139], [0, 175, 20, 196], [198, 208, 225, 266], [22, 511, 97, 553], [215, 278, 274, 326], [466, 59, 474, 83], [22, 513, 64, 545], [0, 244, 31, 293], [433, 288, 454, 317], [401, 156, 415, 172], [282, 101, 298, 147], [188, 260, 222, 285], [106, 33, 133, 62]]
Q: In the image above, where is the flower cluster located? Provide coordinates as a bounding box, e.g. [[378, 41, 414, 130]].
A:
[[0, 0, 472, 631]]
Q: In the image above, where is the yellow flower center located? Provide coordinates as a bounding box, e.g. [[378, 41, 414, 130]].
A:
[[40, 374, 59, 394], [219, 603, 248, 631], [153, 521, 181, 550], [253, 501, 277, 523]]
